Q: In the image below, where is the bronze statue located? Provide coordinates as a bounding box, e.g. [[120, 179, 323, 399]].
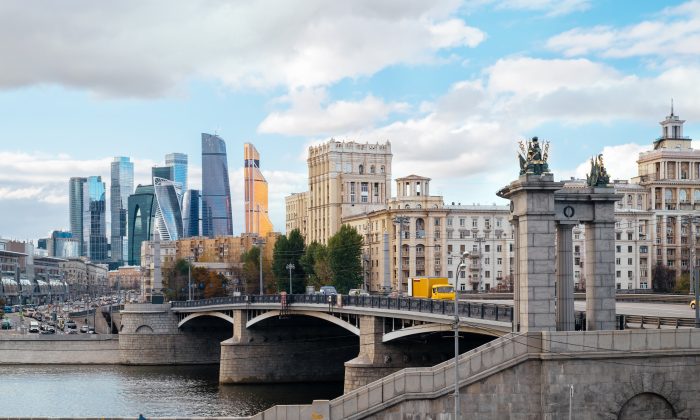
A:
[[586, 154, 610, 187], [518, 136, 550, 175]]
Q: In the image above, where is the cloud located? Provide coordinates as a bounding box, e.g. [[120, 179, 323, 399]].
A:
[[258, 87, 409, 136], [547, 0, 700, 58], [0, 1, 484, 97], [468, 0, 590, 16], [572, 143, 650, 182]]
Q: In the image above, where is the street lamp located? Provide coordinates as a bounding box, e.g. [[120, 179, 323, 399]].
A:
[[185, 256, 194, 301], [393, 216, 409, 295], [453, 251, 469, 420], [286, 263, 295, 294], [255, 239, 265, 295]]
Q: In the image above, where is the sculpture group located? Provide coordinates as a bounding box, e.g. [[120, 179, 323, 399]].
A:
[[518, 136, 550, 175]]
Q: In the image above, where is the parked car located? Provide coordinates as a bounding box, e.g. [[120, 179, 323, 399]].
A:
[[319, 286, 338, 296], [80, 325, 89, 333], [29, 321, 40, 333], [66, 329, 77, 334], [348, 289, 370, 296], [88, 327, 96, 334], [66, 320, 77, 329], [1, 319, 12, 330]]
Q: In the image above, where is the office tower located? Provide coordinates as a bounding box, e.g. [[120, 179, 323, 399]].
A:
[[127, 185, 156, 266], [152, 166, 174, 182], [153, 177, 183, 241], [111, 157, 134, 264], [165, 153, 188, 192], [244, 143, 273, 236], [49, 231, 80, 258], [69, 177, 87, 255], [183, 189, 201, 237], [83, 176, 109, 262], [201, 133, 233, 237]]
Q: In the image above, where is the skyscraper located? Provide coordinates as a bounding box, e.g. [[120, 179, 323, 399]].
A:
[[244, 143, 273, 236], [182, 189, 201, 237], [111, 157, 134, 265], [127, 185, 156, 266], [152, 165, 174, 182], [165, 152, 188, 192], [83, 176, 109, 262], [201, 133, 233, 237], [153, 177, 183, 241], [69, 177, 87, 255]]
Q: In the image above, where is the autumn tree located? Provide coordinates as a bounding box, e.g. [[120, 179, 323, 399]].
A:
[[272, 229, 306, 293], [300, 241, 332, 290]]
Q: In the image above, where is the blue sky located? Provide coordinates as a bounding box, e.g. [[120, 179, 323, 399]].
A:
[[2, 0, 700, 241]]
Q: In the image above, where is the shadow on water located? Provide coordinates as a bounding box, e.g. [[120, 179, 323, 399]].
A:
[[0, 364, 344, 417]]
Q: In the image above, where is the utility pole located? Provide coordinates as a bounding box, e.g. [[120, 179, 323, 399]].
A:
[[257, 239, 264, 295], [186, 256, 194, 301], [454, 251, 469, 420], [286, 263, 295, 294]]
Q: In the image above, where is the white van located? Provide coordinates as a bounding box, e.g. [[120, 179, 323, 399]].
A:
[[29, 321, 40, 333]]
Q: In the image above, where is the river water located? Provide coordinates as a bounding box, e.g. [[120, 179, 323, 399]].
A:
[[0, 365, 343, 418]]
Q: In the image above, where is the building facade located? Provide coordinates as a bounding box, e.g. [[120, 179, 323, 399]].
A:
[[182, 189, 201, 237], [202, 133, 233, 237], [110, 156, 134, 264], [127, 184, 156, 266], [344, 175, 514, 293], [306, 140, 392, 244], [153, 177, 183, 241], [244, 143, 274, 237], [47, 230, 80, 258], [83, 176, 109, 262], [69, 177, 87, 256], [165, 152, 188, 192], [285, 192, 309, 237]]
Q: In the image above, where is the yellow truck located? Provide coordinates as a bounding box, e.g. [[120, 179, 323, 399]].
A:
[[408, 277, 455, 300]]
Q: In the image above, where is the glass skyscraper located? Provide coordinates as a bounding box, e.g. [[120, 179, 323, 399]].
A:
[[183, 189, 201, 237], [152, 166, 174, 182], [127, 184, 156, 266], [201, 133, 233, 237], [165, 152, 188, 192], [153, 177, 183, 241], [83, 176, 108, 262], [69, 177, 87, 256], [110, 157, 134, 265]]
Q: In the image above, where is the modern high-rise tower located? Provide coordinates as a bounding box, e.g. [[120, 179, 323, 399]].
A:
[[83, 176, 109, 262], [110, 157, 134, 265], [182, 189, 201, 237], [244, 143, 273, 236], [69, 177, 87, 255], [153, 177, 183, 241], [127, 184, 156, 266], [165, 153, 188, 192], [201, 133, 233, 237]]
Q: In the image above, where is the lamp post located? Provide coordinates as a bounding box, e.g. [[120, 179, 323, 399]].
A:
[[185, 256, 194, 301], [286, 263, 295, 294], [255, 239, 265, 295], [393, 216, 409, 295], [453, 251, 469, 420]]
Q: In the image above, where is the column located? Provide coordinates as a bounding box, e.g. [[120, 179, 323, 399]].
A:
[[556, 224, 575, 331], [584, 220, 617, 330], [511, 217, 520, 332]]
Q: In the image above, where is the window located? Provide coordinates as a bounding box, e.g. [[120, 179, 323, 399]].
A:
[[472, 218, 478, 228], [496, 219, 502, 228], [497, 271, 502, 279], [616, 233, 621, 240], [350, 182, 356, 203], [447, 218, 453, 226], [448, 271, 453, 278], [370, 165, 375, 174], [497, 245, 502, 252], [616, 258, 620, 265], [627, 258, 632, 265], [484, 258, 490, 265], [616, 245, 621, 253], [459, 218, 465, 227], [628, 270, 633, 278], [485, 271, 490, 278], [509, 244, 513, 252], [447, 258, 453, 265], [460, 271, 466, 278], [359, 164, 364, 174], [627, 233, 633, 241], [485, 245, 490, 252], [447, 231, 453, 239], [460, 245, 466, 253], [380, 165, 385, 173], [447, 245, 453, 253], [497, 258, 502, 265], [434, 218, 440, 226], [628, 246, 633, 253], [616, 270, 621, 278], [640, 245, 648, 254]]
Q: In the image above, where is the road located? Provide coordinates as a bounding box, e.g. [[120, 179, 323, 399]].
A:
[[468, 299, 696, 318]]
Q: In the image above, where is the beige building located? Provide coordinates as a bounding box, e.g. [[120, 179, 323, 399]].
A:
[[285, 192, 309, 237], [302, 140, 392, 244], [108, 265, 142, 290], [345, 175, 514, 293]]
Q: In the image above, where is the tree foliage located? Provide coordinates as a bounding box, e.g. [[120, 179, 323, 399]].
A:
[[272, 229, 306, 293], [327, 224, 363, 294], [300, 241, 332, 289], [652, 263, 676, 293]]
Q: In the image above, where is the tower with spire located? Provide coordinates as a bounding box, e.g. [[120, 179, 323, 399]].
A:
[[654, 99, 691, 150]]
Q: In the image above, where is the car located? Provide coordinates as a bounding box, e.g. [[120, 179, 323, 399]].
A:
[[29, 321, 40, 333], [66, 320, 77, 329], [88, 327, 96, 334], [66, 329, 77, 334], [348, 289, 370, 296], [319, 286, 338, 296], [80, 325, 89, 333], [1, 319, 12, 330]]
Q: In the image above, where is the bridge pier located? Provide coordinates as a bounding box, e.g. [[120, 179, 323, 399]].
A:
[[219, 309, 358, 384]]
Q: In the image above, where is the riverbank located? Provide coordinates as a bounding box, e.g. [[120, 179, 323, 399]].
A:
[[0, 335, 119, 364]]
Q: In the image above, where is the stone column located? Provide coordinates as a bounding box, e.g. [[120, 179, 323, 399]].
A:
[[556, 224, 575, 331], [511, 217, 521, 332], [498, 173, 561, 332], [584, 220, 617, 330]]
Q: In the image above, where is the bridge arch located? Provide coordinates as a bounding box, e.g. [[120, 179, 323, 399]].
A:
[[135, 325, 153, 334], [618, 392, 677, 420], [178, 311, 235, 328], [382, 323, 501, 343], [246, 310, 360, 336]]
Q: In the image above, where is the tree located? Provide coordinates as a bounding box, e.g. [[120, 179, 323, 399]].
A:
[[327, 224, 363, 294], [203, 271, 226, 298], [652, 263, 676, 293], [300, 242, 334, 290], [675, 271, 690, 294], [241, 247, 262, 294], [272, 229, 306, 293], [162, 258, 191, 301]]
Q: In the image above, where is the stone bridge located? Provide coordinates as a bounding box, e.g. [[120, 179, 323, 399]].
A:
[[119, 294, 512, 391]]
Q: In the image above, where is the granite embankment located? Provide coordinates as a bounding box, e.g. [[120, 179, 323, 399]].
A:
[[0, 335, 119, 364]]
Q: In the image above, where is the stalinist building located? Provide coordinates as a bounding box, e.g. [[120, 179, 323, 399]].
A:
[[287, 140, 393, 244]]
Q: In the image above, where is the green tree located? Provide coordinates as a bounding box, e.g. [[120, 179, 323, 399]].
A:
[[272, 229, 306, 293], [300, 242, 333, 289], [241, 246, 275, 294], [162, 258, 191, 301], [652, 263, 676, 293], [327, 224, 363, 293], [675, 271, 690, 294]]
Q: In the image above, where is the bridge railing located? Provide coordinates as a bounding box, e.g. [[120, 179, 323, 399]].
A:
[[171, 294, 513, 323]]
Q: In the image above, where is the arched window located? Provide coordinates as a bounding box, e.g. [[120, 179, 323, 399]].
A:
[[665, 189, 673, 201], [405, 204, 410, 209], [134, 206, 142, 234], [695, 190, 700, 202], [370, 165, 375, 174], [380, 165, 385, 173], [359, 164, 364, 174], [680, 189, 688, 202], [416, 204, 422, 209]]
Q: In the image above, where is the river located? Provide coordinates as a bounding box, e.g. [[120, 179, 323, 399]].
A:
[[0, 364, 344, 418]]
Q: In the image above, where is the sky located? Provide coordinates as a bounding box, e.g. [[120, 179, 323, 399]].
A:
[[2, 0, 700, 241]]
